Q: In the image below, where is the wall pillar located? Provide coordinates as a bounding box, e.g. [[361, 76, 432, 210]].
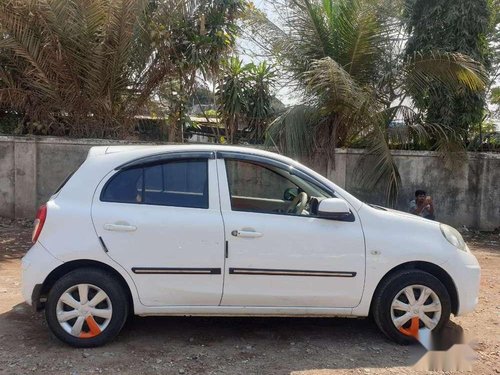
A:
[[326, 149, 347, 188], [0, 138, 15, 218], [14, 138, 37, 218]]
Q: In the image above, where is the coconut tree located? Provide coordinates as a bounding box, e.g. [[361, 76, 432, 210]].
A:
[[247, 0, 487, 205]]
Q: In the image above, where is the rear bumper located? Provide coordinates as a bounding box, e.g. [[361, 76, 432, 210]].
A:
[[21, 242, 63, 309], [30, 284, 43, 311]]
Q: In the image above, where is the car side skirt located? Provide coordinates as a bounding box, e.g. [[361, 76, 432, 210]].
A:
[[133, 305, 356, 317]]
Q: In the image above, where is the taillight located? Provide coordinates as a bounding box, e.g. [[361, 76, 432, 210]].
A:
[[32, 204, 47, 243]]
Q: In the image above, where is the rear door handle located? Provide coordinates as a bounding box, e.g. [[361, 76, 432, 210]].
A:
[[104, 223, 137, 232], [231, 229, 263, 238]]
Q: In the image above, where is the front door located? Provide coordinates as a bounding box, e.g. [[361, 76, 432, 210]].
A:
[[217, 156, 365, 308], [92, 155, 225, 307]]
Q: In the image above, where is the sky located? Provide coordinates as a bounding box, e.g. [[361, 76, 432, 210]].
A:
[[236, 0, 301, 106]]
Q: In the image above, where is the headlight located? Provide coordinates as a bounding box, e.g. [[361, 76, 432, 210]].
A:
[[440, 224, 468, 252]]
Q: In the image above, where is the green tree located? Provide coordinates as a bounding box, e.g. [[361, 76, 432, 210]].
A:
[[0, 0, 246, 138], [490, 87, 500, 121], [217, 57, 248, 143], [247, 0, 487, 205], [487, 0, 500, 119], [191, 85, 216, 106], [404, 0, 491, 145], [245, 61, 276, 143], [216, 58, 276, 144], [149, 0, 247, 142]]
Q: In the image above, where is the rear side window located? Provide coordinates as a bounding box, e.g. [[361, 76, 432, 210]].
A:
[[101, 159, 208, 209], [142, 160, 208, 208]]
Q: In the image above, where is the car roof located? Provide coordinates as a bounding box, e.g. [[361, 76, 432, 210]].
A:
[[88, 144, 297, 165]]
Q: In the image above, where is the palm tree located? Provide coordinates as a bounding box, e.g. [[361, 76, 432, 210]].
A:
[[247, 0, 487, 205], [0, 0, 157, 137], [216, 58, 276, 144], [246, 61, 276, 143], [217, 57, 248, 143]]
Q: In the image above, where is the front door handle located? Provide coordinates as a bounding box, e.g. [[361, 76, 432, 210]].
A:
[[104, 223, 137, 232], [231, 229, 263, 238]]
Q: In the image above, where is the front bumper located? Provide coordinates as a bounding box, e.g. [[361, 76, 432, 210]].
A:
[[444, 247, 481, 316], [21, 242, 63, 308]]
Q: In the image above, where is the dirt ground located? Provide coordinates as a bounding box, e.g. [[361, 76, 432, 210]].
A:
[[0, 219, 498, 375]]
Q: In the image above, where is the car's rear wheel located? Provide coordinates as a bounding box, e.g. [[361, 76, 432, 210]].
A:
[[45, 268, 128, 347], [373, 269, 451, 344]]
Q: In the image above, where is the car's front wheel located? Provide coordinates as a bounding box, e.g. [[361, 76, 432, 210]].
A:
[[373, 269, 451, 344], [45, 268, 128, 347]]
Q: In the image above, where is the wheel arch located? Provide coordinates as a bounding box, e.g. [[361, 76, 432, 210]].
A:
[[38, 259, 134, 313], [369, 261, 459, 315]]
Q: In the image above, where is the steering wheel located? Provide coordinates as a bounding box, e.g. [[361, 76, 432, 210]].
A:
[[287, 192, 308, 215]]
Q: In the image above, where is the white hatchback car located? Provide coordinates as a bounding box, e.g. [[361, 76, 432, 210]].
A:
[[22, 145, 480, 347]]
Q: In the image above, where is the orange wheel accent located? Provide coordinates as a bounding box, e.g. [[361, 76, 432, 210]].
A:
[[79, 316, 102, 338], [399, 317, 419, 338]]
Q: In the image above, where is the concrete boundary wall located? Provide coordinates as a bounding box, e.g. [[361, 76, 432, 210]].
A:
[[0, 136, 498, 230]]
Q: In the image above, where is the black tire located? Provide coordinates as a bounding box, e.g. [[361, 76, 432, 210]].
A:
[[45, 268, 129, 348], [372, 269, 451, 345]]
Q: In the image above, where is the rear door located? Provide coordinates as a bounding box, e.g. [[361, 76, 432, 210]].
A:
[[91, 152, 225, 307]]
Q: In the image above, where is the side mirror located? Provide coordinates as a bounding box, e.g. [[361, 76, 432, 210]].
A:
[[283, 187, 299, 201], [317, 198, 353, 221]]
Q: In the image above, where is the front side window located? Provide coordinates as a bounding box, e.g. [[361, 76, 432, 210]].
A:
[[225, 159, 332, 216], [226, 159, 297, 200], [101, 159, 208, 209]]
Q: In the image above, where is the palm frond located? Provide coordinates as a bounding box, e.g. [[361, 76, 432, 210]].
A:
[[304, 57, 369, 112], [358, 122, 401, 207], [404, 51, 488, 93], [303, 56, 380, 147], [380, 105, 448, 147], [265, 105, 322, 157], [0, 0, 152, 136]]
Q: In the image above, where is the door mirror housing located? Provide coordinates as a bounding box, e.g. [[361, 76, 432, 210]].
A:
[[317, 198, 354, 221]]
